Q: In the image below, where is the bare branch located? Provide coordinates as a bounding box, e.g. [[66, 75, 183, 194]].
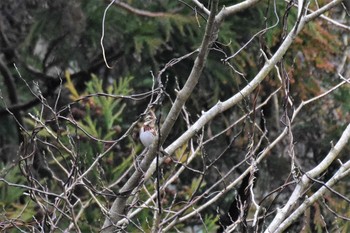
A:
[[191, 0, 210, 15], [101, 1, 221, 231], [274, 156, 350, 232], [100, 0, 115, 69], [215, 0, 262, 24], [266, 123, 350, 232], [114, 1, 173, 17]]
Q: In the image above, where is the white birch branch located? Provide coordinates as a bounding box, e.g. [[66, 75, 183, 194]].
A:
[[265, 123, 350, 233], [275, 158, 350, 232]]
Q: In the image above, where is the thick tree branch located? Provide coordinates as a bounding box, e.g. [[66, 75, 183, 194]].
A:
[[215, 0, 262, 24], [116, 89, 280, 226], [276, 159, 350, 232], [266, 123, 350, 233], [287, 0, 350, 31], [163, 75, 350, 229], [163, 11, 305, 159], [101, 1, 220, 231], [192, 0, 210, 15], [158, 0, 344, 188], [305, 0, 345, 22]]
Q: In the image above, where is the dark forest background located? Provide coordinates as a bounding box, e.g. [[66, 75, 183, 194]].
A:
[[0, 0, 349, 232]]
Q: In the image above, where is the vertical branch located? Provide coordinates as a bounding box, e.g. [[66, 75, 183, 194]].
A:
[[100, 0, 116, 69], [159, 0, 219, 142], [101, 1, 220, 231]]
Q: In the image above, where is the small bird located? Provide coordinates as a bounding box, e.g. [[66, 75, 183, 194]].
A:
[[139, 110, 169, 156], [140, 110, 158, 148]]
